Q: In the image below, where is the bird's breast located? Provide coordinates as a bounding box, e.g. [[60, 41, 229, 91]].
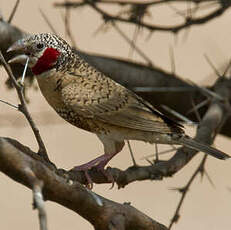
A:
[[36, 70, 65, 109], [35, 70, 110, 134]]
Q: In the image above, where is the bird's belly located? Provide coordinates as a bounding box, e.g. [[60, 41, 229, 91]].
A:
[[55, 108, 109, 133]]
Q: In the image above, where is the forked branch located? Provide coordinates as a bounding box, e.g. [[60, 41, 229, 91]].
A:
[[0, 51, 50, 163]]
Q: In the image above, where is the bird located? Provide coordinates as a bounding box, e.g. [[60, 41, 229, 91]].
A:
[[7, 33, 230, 187]]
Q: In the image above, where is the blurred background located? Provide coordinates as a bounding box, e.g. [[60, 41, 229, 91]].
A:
[[0, 0, 231, 229]]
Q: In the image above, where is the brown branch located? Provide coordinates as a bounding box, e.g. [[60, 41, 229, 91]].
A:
[[54, 0, 231, 33], [54, 0, 220, 8], [27, 170, 48, 230], [62, 5, 78, 48], [7, 0, 20, 23], [111, 22, 154, 66], [0, 51, 51, 163], [168, 155, 208, 229], [0, 137, 167, 230]]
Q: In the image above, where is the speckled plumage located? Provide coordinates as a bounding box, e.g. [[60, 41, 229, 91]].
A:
[[36, 55, 183, 144], [8, 33, 230, 179]]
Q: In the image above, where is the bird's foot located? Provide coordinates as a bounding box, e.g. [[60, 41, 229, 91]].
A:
[[95, 159, 115, 188], [73, 164, 94, 189], [72, 153, 116, 189]]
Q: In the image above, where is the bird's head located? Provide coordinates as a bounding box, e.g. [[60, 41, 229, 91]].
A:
[[8, 33, 72, 75]]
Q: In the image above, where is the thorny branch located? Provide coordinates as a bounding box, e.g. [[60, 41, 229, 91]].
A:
[[0, 137, 168, 230], [168, 155, 208, 229], [54, 0, 231, 33], [0, 51, 51, 163]]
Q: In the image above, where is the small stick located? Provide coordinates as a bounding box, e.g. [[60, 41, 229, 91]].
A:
[[8, 0, 20, 23], [127, 140, 137, 166], [0, 51, 49, 162]]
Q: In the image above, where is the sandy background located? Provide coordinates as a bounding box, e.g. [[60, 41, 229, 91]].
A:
[[0, 1, 231, 229]]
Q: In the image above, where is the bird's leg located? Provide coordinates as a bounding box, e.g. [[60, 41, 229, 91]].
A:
[[94, 138, 125, 187], [73, 138, 124, 188], [73, 154, 109, 171], [95, 152, 119, 188], [72, 152, 118, 188]]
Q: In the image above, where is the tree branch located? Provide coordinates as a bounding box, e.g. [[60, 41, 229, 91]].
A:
[[0, 51, 51, 163], [0, 137, 167, 230], [54, 0, 231, 33]]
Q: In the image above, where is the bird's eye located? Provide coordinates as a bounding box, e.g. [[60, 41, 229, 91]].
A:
[[36, 43, 44, 50]]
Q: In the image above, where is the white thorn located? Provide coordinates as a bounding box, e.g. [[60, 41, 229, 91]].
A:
[[21, 57, 29, 85]]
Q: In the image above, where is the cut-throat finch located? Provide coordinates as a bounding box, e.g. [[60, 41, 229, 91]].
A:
[[8, 33, 230, 187]]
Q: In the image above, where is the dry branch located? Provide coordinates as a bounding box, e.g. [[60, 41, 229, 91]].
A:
[[0, 137, 167, 230], [0, 51, 50, 162], [54, 0, 231, 33]]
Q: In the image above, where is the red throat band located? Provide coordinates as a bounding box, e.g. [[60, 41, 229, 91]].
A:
[[32, 48, 60, 75]]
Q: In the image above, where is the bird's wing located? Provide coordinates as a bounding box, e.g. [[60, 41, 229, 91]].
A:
[[61, 76, 183, 134]]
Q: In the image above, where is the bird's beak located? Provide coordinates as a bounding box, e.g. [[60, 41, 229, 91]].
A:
[[8, 54, 29, 65], [7, 39, 26, 53], [7, 39, 29, 65]]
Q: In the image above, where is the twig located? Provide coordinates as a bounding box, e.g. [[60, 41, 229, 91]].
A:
[[203, 169, 215, 188], [222, 60, 231, 77], [168, 155, 208, 229], [154, 144, 159, 162], [190, 97, 202, 122], [186, 79, 224, 101], [0, 51, 50, 163], [141, 146, 180, 160], [132, 86, 195, 93], [127, 140, 137, 166], [26, 172, 48, 230], [0, 99, 18, 109], [74, 0, 231, 33], [54, 1, 219, 8], [39, 8, 58, 35], [128, 24, 141, 59], [62, 5, 77, 48], [169, 45, 176, 74], [112, 22, 153, 67], [186, 98, 209, 115], [161, 105, 193, 123], [204, 54, 222, 78], [8, 0, 20, 23]]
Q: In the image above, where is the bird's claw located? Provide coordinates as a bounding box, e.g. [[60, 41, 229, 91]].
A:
[[96, 166, 115, 189], [84, 170, 94, 190], [73, 165, 94, 189], [73, 165, 115, 189]]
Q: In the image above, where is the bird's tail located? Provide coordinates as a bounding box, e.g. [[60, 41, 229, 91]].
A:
[[178, 136, 230, 160]]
